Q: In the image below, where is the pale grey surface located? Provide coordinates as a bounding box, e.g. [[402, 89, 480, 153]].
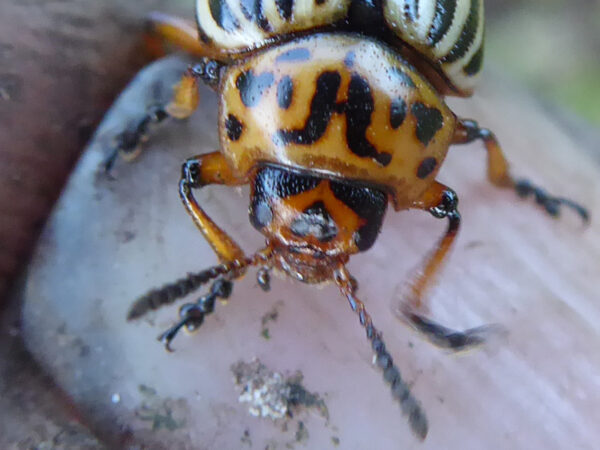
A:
[[22, 55, 600, 449]]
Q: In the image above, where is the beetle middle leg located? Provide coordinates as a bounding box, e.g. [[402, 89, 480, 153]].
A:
[[398, 181, 501, 351], [453, 118, 589, 221]]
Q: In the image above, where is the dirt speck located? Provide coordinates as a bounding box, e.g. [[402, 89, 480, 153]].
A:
[[231, 358, 328, 422], [260, 301, 283, 340], [135, 384, 187, 431]]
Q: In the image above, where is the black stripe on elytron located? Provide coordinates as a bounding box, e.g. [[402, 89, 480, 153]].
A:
[[240, 0, 272, 31], [390, 97, 407, 129], [275, 47, 311, 64], [209, 0, 240, 32], [346, 74, 392, 166], [225, 114, 244, 141], [441, 0, 480, 63], [236, 70, 274, 107], [412, 102, 443, 146], [416, 157, 438, 178], [463, 42, 484, 76], [388, 66, 416, 88], [404, 0, 420, 22], [274, 71, 341, 146], [290, 200, 338, 243], [275, 0, 293, 20], [277, 76, 294, 109], [329, 180, 387, 252], [428, 0, 457, 46]]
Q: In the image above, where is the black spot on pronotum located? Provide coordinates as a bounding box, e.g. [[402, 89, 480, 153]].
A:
[[388, 66, 416, 88], [250, 200, 273, 230], [275, 47, 311, 64], [209, 0, 240, 31], [236, 70, 274, 107], [225, 114, 244, 141], [275, 0, 293, 20], [390, 97, 407, 129], [290, 201, 338, 242], [344, 51, 356, 68], [277, 76, 294, 109], [412, 103, 443, 146], [330, 180, 387, 252], [254, 165, 321, 200], [274, 71, 341, 145], [345, 74, 392, 166], [416, 157, 438, 179]]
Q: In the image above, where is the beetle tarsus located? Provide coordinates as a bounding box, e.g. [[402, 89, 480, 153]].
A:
[[156, 278, 233, 350], [514, 179, 590, 222]]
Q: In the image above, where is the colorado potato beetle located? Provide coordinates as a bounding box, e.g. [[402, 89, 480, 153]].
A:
[[116, 0, 589, 439]]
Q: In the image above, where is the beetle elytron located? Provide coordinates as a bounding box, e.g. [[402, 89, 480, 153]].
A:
[[116, 0, 589, 439]]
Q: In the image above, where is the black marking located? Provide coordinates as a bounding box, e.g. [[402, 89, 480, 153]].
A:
[[463, 43, 484, 76], [225, 114, 244, 141], [442, 0, 480, 63], [344, 51, 356, 68], [428, 0, 457, 45], [240, 0, 271, 31], [277, 76, 294, 109], [330, 180, 387, 252], [315, 0, 327, 4], [290, 201, 338, 242], [416, 157, 438, 179], [274, 71, 341, 145], [275, 0, 293, 20], [404, 0, 420, 22], [388, 66, 416, 88], [345, 74, 392, 166], [390, 97, 407, 129], [253, 165, 321, 200], [209, 0, 240, 31], [236, 70, 274, 107], [275, 47, 311, 64], [412, 103, 443, 146], [348, 0, 386, 34]]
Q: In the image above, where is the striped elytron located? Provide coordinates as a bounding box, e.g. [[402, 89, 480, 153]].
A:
[[117, 0, 589, 440]]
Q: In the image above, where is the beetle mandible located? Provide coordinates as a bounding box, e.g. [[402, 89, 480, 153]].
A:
[[114, 0, 590, 439]]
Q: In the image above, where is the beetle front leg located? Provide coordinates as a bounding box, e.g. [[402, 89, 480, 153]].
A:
[[127, 152, 264, 349], [453, 119, 589, 221], [399, 182, 501, 351]]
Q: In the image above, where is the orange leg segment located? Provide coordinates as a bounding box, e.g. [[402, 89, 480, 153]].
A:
[[144, 11, 230, 61], [399, 181, 499, 351], [179, 151, 247, 264], [453, 119, 589, 221]]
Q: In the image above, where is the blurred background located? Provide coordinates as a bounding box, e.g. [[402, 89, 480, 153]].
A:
[[0, 0, 598, 447]]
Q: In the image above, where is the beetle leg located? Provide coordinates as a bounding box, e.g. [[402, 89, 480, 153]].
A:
[[453, 119, 589, 221], [104, 68, 201, 173], [335, 266, 428, 440], [127, 152, 273, 349], [144, 12, 230, 61], [400, 182, 501, 351], [179, 151, 247, 263]]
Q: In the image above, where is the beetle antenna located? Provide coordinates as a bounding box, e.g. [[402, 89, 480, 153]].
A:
[[334, 266, 428, 440], [127, 248, 272, 321]]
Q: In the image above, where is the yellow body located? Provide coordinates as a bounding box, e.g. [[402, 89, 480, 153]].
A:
[[219, 34, 456, 210]]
